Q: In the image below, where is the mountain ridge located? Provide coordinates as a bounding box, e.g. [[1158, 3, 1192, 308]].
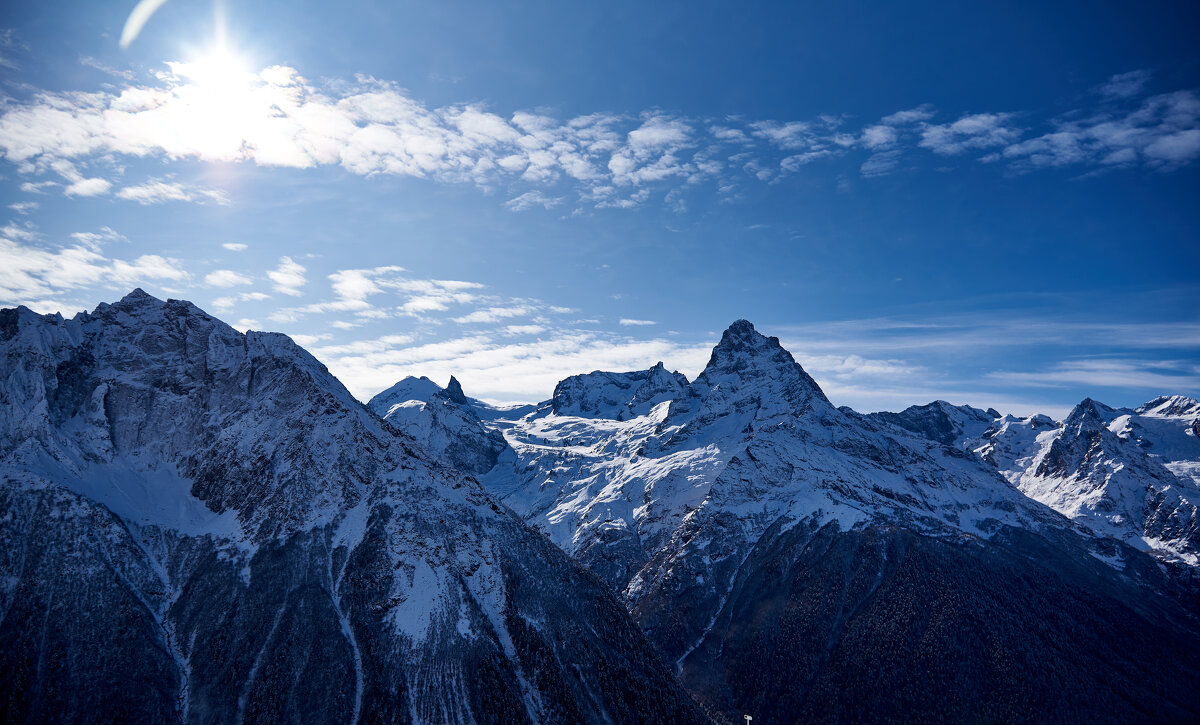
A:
[[0, 290, 709, 724]]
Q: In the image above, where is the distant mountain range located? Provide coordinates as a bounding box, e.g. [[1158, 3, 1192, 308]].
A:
[[3, 292, 1199, 723]]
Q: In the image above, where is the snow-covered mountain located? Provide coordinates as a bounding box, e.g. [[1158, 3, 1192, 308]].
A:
[[449, 320, 1200, 722], [368, 375, 509, 476], [967, 395, 1200, 568], [0, 291, 708, 724]]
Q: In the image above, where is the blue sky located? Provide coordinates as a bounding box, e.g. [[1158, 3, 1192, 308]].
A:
[[1, 0, 1198, 416]]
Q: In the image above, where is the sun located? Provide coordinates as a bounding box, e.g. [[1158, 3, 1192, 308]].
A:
[[181, 46, 252, 91], [167, 45, 260, 159]]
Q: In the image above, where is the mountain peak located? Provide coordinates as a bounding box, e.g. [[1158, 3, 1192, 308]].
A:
[[692, 319, 830, 411], [714, 318, 767, 348], [704, 319, 789, 368], [441, 375, 470, 405], [1064, 397, 1114, 428], [1138, 395, 1200, 417]]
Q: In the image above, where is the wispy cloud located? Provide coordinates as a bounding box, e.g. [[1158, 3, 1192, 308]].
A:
[[453, 306, 530, 324], [267, 256, 307, 297], [996, 89, 1200, 170], [619, 318, 656, 326], [1097, 70, 1152, 100], [0, 224, 189, 310], [212, 291, 268, 310], [919, 113, 1021, 155], [79, 56, 134, 81], [204, 269, 252, 287], [505, 190, 562, 211], [986, 358, 1200, 391], [315, 329, 713, 404], [115, 180, 230, 205], [3, 64, 1194, 213]]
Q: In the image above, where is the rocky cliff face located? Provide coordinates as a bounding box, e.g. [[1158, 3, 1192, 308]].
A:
[[0, 291, 708, 724], [471, 320, 1200, 722]]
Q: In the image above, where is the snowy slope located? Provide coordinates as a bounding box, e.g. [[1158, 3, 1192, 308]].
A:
[[0, 291, 707, 724], [483, 321, 1063, 587], [368, 375, 508, 476], [969, 395, 1200, 567], [467, 320, 1200, 722]]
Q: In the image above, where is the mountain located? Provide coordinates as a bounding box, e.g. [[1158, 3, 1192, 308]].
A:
[[550, 363, 690, 420], [969, 395, 1200, 569], [368, 375, 509, 476], [471, 320, 1200, 723], [866, 400, 1000, 448], [0, 291, 708, 724]]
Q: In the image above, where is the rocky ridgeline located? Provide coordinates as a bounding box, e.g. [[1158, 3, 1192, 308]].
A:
[[6, 293, 1200, 724], [375, 320, 1200, 722], [0, 291, 706, 724]]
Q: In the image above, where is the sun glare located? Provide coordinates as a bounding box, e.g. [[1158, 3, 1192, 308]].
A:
[[181, 47, 252, 90], [169, 45, 260, 159]]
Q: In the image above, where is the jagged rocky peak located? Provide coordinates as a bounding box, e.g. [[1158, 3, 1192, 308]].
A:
[[1139, 394, 1200, 418], [438, 375, 470, 405], [689, 319, 830, 410], [550, 361, 689, 420], [1063, 397, 1119, 429]]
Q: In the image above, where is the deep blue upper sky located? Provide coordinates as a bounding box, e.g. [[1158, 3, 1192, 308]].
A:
[[1, 0, 1197, 415]]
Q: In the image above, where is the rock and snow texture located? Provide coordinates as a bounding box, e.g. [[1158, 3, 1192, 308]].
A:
[[472, 320, 1200, 722], [0, 292, 707, 724], [550, 362, 690, 420], [970, 395, 1200, 567], [368, 375, 509, 476]]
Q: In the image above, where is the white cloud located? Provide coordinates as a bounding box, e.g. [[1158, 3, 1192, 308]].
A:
[[0, 226, 188, 309], [20, 181, 58, 194], [919, 113, 1020, 155], [8, 201, 38, 214], [861, 125, 897, 149], [315, 329, 713, 404], [1144, 128, 1200, 164], [204, 269, 253, 287], [454, 306, 530, 324], [986, 359, 1200, 392], [64, 177, 112, 197], [1097, 70, 1151, 100], [860, 150, 902, 177], [222, 242, 248, 251], [1, 60, 1196, 218], [79, 56, 135, 81], [503, 324, 545, 336], [619, 318, 656, 326], [880, 106, 936, 125], [505, 190, 563, 211], [289, 332, 333, 346], [268, 256, 307, 296], [210, 291, 268, 311], [750, 121, 813, 150], [1000, 91, 1200, 170], [116, 180, 230, 205]]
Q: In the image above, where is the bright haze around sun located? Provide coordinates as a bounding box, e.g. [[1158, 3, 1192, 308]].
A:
[[0, 0, 1197, 417]]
